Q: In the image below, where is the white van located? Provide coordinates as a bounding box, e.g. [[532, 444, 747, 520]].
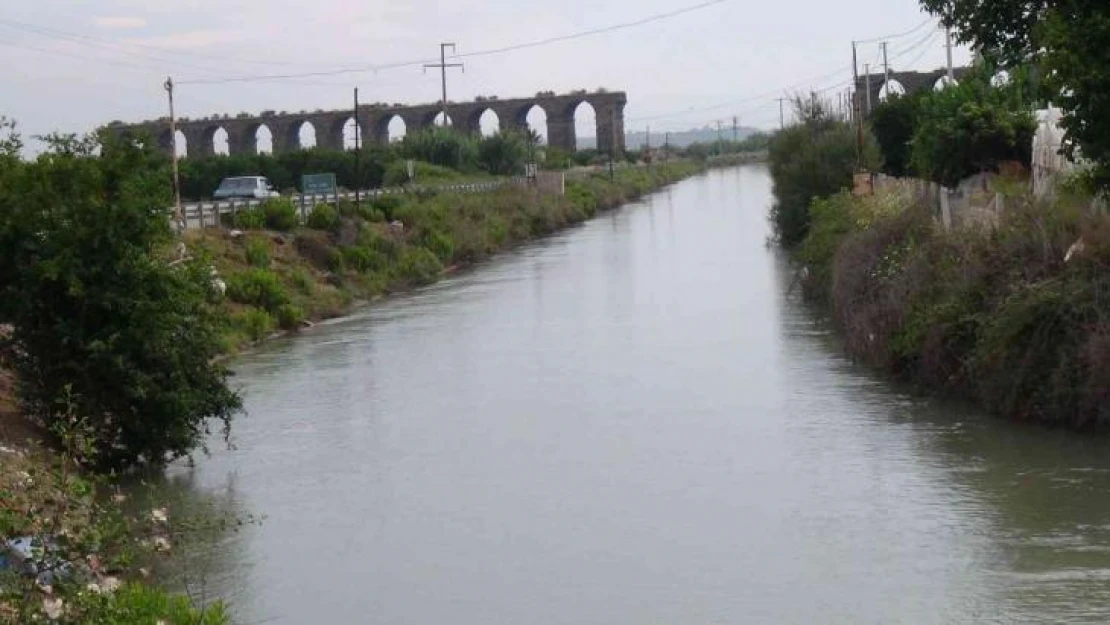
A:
[[213, 176, 280, 200]]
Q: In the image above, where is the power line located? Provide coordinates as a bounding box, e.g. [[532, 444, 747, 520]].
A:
[[179, 0, 731, 85], [0, 17, 345, 69], [853, 17, 934, 44]]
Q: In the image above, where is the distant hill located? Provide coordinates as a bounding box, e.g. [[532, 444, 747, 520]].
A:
[[576, 126, 760, 150]]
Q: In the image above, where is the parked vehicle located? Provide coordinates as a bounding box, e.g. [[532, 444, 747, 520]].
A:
[[213, 176, 280, 200]]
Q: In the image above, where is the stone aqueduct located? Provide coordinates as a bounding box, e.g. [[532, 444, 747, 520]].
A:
[[112, 90, 627, 158], [854, 67, 973, 115]]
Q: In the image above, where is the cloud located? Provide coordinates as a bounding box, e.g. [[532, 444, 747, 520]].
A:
[[123, 29, 245, 49], [93, 16, 147, 29]]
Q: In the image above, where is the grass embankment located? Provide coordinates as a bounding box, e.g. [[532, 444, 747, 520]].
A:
[[798, 190, 1110, 427], [194, 162, 704, 353]]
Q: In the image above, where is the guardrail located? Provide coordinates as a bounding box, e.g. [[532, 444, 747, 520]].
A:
[[177, 180, 516, 230]]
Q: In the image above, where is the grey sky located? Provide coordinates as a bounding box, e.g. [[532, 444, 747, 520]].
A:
[[1, 0, 971, 149]]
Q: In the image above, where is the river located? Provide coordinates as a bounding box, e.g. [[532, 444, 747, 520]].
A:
[[158, 165, 1110, 624]]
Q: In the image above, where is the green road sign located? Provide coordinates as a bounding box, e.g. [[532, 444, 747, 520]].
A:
[[302, 173, 338, 195]]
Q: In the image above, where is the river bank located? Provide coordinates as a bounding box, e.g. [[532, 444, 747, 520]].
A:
[[794, 187, 1110, 428], [195, 161, 707, 353]]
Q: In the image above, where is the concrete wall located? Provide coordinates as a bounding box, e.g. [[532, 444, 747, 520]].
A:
[[111, 91, 627, 159]]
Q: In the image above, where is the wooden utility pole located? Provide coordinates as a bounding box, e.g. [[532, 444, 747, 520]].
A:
[[164, 76, 183, 230], [732, 115, 739, 143], [776, 97, 787, 129], [864, 63, 872, 116], [945, 27, 955, 83], [424, 43, 464, 126], [716, 120, 723, 154], [881, 41, 890, 100], [353, 87, 361, 209]]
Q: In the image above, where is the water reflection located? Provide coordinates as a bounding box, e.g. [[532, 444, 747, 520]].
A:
[[149, 166, 1110, 624]]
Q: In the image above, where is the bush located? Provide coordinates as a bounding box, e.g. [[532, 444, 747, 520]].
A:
[[244, 237, 270, 267], [869, 92, 923, 177], [261, 198, 300, 231], [340, 245, 388, 273], [399, 127, 479, 170], [275, 303, 305, 330], [478, 131, 528, 175], [291, 267, 316, 294], [231, 307, 273, 342], [393, 247, 444, 285], [769, 95, 879, 247], [225, 268, 290, 312], [229, 206, 266, 230], [371, 195, 404, 221], [0, 132, 240, 469], [307, 202, 340, 230]]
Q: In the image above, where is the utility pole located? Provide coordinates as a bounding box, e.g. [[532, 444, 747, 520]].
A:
[[881, 41, 890, 100], [732, 115, 739, 143], [776, 97, 787, 129], [664, 132, 670, 160], [864, 63, 872, 116], [353, 87, 361, 209], [716, 120, 723, 155], [424, 43, 464, 126], [164, 76, 183, 230], [945, 26, 955, 83]]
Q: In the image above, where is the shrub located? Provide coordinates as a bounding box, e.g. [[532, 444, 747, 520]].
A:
[[371, 195, 404, 221], [244, 237, 270, 267], [393, 247, 444, 285], [261, 198, 300, 231], [340, 245, 388, 273], [0, 132, 240, 469], [291, 268, 316, 294], [229, 206, 266, 230], [307, 203, 340, 230], [418, 227, 456, 262], [275, 303, 306, 330], [231, 307, 274, 342], [225, 268, 290, 312]]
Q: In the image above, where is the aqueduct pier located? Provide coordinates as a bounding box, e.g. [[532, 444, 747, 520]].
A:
[[111, 90, 627, 158]]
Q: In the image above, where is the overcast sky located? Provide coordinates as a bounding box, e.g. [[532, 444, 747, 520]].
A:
[[1, 0, 971, 150]]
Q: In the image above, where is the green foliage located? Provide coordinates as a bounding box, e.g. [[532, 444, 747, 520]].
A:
[[769, 95, 879, 247], [228, 205, 266, 230], [231, 307, 274, 342], [869, 92, 924, 177], [393, 247, 444, 285], [399, 127, 479, 171], [291, 268, 316, 294], [919, 0, 1110, 190], [477, 131, 529, 176], [69, 583, 230, 624], [225, 268, 290, 312], [370, 195, 404, 221], [260, 198, 300, 231], [543, 147, 573, 170], [909, 68, 1036, 186], [383, 160, 462, 187], [306, 203, 340, 230], [0, 133, 240, 469], [275, 303, 305, 330], [244, 237, 270, 268]]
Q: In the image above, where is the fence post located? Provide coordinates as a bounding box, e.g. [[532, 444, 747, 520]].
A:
[[230, 199, 237, 226], [940, 189, 952, 230], [299, 194, 306, 224]]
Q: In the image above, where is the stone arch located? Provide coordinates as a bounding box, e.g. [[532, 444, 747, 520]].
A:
[[254, 124, 274, 155], [572, 100, 597, 151], [287, 120, 316, 150], [934, 75, 958, 91], [205, 126, 230, 156], [472, 108, 500, 136], [341, 117, 362, 150], [879, 78, 907, 101], [425, 110, 454, 128], [374, 114, 407, 144]]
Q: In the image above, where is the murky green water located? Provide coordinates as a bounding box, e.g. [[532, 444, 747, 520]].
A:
[[157, 166, 1110, 624]]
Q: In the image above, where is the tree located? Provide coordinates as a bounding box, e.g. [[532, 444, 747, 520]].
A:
[[919, 0, 1110, 190], [477, 131, 528, 176], [769, 95, 879, 247], [909, 69, 1035, 186], [0, 131, 241, 469], [869, 93, 923, 177]]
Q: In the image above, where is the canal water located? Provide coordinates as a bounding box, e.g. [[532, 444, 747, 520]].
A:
[[162, 166, 1110, 624]]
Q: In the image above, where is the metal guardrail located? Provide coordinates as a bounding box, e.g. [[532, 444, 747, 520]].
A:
[[177, 180, 516, 230]]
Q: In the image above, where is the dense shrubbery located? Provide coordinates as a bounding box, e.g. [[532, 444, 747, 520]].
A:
[[869, 93, 923, 177], [769, 96, 879, 247], [0, 128, 240, 470], [798, 189, 1110, 427], [306, 203, 340, 230], [225, 268, 290, 312]]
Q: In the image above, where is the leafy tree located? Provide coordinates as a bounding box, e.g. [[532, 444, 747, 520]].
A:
[[869, 92, 924, 177], [0, 131, 241, 469], [909, 69, 1035, 186], [398, 127, 479, 171], [919, 0, 1110, 189], [769, 95, 879, 247], [477, 131, 528, 176]]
